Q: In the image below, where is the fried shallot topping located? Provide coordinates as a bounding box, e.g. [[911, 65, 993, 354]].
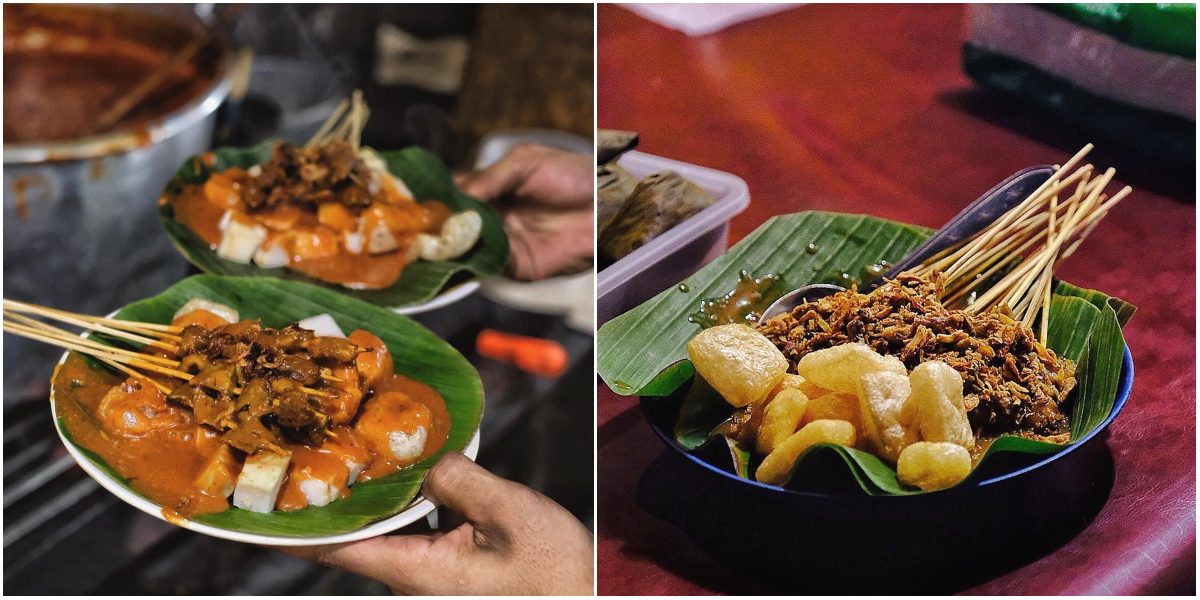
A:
[[756, 273, 1075, 439], [236, 141, 376, 212], [169, 320, 362, 453]]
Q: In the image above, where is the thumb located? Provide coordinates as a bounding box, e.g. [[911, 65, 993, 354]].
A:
[[422, 452, 525, 542]]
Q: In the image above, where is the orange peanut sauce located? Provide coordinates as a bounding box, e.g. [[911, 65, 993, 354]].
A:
[[51, 330, 450, 518], [167, 177, 453, 290]]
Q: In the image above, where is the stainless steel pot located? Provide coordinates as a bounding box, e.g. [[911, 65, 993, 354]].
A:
[[3, 6, 234, 402]]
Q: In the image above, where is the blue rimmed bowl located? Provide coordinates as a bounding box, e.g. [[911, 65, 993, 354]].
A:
[[636, 347, 1133, 592]]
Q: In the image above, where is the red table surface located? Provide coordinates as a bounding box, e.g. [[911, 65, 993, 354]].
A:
[[597, 4, 1196, 595]]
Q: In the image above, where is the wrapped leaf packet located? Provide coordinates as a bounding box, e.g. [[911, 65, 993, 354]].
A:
[[597, 129, 640, 164], [598, 162, 638, 233], [599, 170, 715, 260]]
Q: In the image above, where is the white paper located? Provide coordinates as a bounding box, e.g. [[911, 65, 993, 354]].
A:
[[624, 3, 802, 37]]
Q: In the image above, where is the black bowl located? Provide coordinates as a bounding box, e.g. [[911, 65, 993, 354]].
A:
[[636, 348, 1134, 592]]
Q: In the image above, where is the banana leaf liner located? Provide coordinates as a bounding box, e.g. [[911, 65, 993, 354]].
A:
[[159, 141, 509, 308], [52, 275, 484, 536], [597, 211, 1134, 495]]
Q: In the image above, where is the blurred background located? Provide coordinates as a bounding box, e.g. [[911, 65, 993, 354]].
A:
[[4, 3, 593, 594], [597, 3, 1194, 595]]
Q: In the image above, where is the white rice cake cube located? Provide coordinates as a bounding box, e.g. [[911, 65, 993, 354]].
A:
[[232, 450, 291, 513], [172, 298, 239, 324], [389, 426, 428, 462], [216, 219, 268, 264], [194, 445, 239, 499], [297, 313, 346, 338]]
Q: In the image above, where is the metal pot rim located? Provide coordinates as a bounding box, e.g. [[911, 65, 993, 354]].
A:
[[3, 37, 234, 164]]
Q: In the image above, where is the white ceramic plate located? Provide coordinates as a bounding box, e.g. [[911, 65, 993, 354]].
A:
[[391, 280, 480, 315], [49, 319, 480, 546]]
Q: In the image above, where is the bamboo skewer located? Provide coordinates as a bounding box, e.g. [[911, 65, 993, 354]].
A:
[[4, 312, 173, 393], [4, 303, 178, 351], [5, 318, 330, 397], [4, 320, 193, 379], [908, 144, 1131, 344], [4, 319, 181, 367], [4, 299, 181, 337], [937, 166, 1093, 280], [306, 90, 369, 151], [306, 99, 350, 149], [3, 302, 337, 398], [2, 312, 182, 376], [1038, 188, 1060, 341], [98, 358, 172, 395], [5, 299, 347, 385]]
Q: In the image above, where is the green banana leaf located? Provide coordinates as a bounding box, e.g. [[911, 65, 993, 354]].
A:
[[725, 437, 752, 480], [598, 211, 1133, 495], [159, 141, 509, 308], [52, 275, 484, 536]]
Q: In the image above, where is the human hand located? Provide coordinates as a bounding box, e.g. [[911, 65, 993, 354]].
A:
[[456, 144, 594, 281], [276, 453, 594, 595]]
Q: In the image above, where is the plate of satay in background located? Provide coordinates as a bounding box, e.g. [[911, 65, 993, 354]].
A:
[[159, 93, 509, 314]]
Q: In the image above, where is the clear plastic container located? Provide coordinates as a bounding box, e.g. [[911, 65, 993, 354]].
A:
[[597, 151, 750, 324]]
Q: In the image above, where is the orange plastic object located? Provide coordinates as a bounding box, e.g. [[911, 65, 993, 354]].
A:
[[476, 329, 568, 378]]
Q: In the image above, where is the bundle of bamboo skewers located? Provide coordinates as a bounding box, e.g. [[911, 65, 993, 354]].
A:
[[1, 299, 333, 397], [305, 90, 370, 152], [908, 144, 1132, 342]]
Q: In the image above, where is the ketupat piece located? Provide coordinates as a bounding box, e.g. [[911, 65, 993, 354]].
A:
[[354, 391, 435, 466], [755, 388, 809, 454], [172, 298, 238, 324], [687, 324, 789, 407], [97, 378, 188, 436], [194, 445, 240, 499], [755, 419, 857, 485], [910, 361, 974, 448], [856, 371, 919, 463], [216, 219, 268, 264], [297, 313, 347, 339], [295, 466, 343, 507], [897, 441, 972, 491], [366, 221, 400, 254], [253, 237, 290, 268], [389, 427, 429, 462], [804, 392, 863, 431], [796, 343, 907, 394], [299, 478, 340, 507], [359, 149, 415, 201], [233, 450, 292, 513]]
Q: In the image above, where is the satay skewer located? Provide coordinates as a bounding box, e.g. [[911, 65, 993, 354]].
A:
[[4, 299, 182, 338], [3, 304, 335, 397], [4, 299, 347, 383]]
